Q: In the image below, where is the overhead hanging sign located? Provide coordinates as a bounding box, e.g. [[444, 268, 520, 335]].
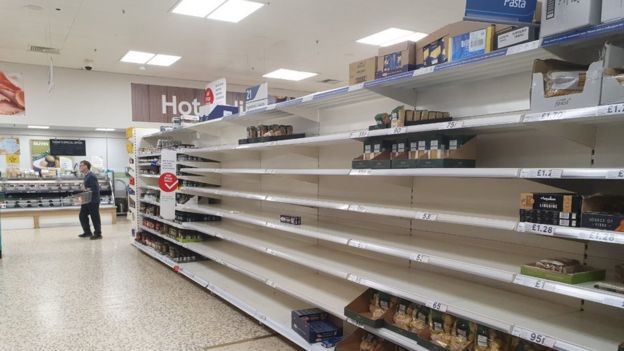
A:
[[50, 139, 86, 156], [245, 82, 268, 111]]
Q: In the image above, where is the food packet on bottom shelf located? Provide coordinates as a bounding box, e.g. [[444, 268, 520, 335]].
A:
[[369, 292, 393, 320], [360, 333, 383, 351], [392, 300, 413, 330], [510, 336, 553, 351], [429, 310, 455, 348], [544, 70, 587, 97], [408, 304, 431, 339], [475, 324, 510, 351], [448, 318, 476, 351]]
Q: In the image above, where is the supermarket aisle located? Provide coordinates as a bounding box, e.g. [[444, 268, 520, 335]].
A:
[[0, 219, 299, 351]]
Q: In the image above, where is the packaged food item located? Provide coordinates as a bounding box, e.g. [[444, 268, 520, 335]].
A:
[[409, 304, 430, 338], [450, 25, 495, 62], [535, 258, 582, 274], [594, 282, 624, 295], [521, 259, 606, 284], [519, 193, 582, 213], [430, 310, 455, 348], [360, 333, 383, 351], [392, 300, 413, 330], [544, 70, 587, 97], [475, 324, 509, 351], [449, 318, 476, 351], [280, 215, 301, 225], [370, 292, 392, 319]]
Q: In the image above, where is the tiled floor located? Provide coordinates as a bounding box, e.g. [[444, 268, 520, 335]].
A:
[[0, 219, 299, 351]]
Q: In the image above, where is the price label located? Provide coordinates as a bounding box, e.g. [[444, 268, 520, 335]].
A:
[[350, 169, 372, 176], [265, 279, 277, 288], [443, 121, 465, 130], [350, 130, 370, 139], [603, 103, 624, 115], [505, 40, 540, 55], [265, 222, 279, 229], [346, 273, 362, 284], [607, 169, 624, 179], [391, 127, 407, 135], [348, 240, 368, 250], [265, 248, 279, 256], [513, 274, 555, 291], [348, 204, 368, 213], [257, 314, 268, 322], [347, 317, 365, 329], [427, 301, 448, 312], [523, 111, 566, 123], [302, 95, 314, 103], [521, 169, 563, 179], [582, 231, 616, 243], [411, 253, 431, 263], [511, 327, 556, 348], [348, 83, 365, 92], [265, 169, 277, 174], [413, 66, 435, 77], [527, 223, 556, 236], [417, 212, 438, 221]]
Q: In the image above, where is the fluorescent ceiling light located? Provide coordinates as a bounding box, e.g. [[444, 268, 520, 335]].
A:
[[263, 69, 318, 81], [207, 0, 264, 23], [147, 54, 181, 66], [120, 50, 155, 64], [357, 28, 428, 47], [95, 128, 115, 132], [172, 0, 225, 17], [28, 125, 50, 129]]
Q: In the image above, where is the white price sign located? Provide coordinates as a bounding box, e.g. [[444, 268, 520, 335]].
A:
[[411, 253, 431, 263], [521, 169, 563, 179], [350, 169, 372, 176], [348, 83, 365, 92], [348, 240, 369, 250], [266, 222, 280, 229], [412, 66, 435, 77], [505, 40, 540, 55], [265, 279, 277, 288], [607, 169, 624, 179], [511, 327, 556, 348], [391, 127, 407, 135], [350, 130, 370, 139], [417, 212, 438, 221], [581, 231, 616, 243], [513, 274, 555, 291], [526, 223, 556, 236], [265, 248, 279, 256], [442, 120, 464, 130], [346, 273, 362, 284], [348, 204, 368, 213], [602, 103, 624, 115], [427, 301, 448, 312]]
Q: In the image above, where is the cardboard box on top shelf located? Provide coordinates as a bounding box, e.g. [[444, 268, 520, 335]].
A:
[[540, 0, 602, 37], [376, 41, 418, 79], [603, 0, 624, 22], [350, 56, 378, 85], [465, 0, 540, 24], [529, 58, 604, 113], [335, 328, 395, 351], [450, 25, 496, 62], [601, 44, 624, 105], [416, 21, 500, 67], [495, 25, 540, 50]]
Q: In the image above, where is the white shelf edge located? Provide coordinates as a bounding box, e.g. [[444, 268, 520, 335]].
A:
[[138, 174, 160, 178]]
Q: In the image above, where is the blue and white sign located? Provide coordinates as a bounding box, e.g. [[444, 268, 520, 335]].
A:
[[198, 78, 227, 117], [245, 82, 268, 111], [465, 0, 537, 24]]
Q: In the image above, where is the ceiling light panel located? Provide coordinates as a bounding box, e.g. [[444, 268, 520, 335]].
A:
[[147, 54, 181, 66], [357, 28, 427, 47], [28, 125, 50, 129], [95, 128, 115, 131], [263, 69, 317, 81], [207, 0, 264, 23], [120, 51, 155, 64], [172, 0, 226, 17]]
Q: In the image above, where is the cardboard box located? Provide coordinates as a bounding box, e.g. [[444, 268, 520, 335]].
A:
[[344, 289, 396, 328], [376, 42, 418, 78], [383, 299, 431, 342], [603, 0, 624, 22], [541, 0, 602, 37], [291, 309, 343, 343], [335, 328, 394, 351], [465, 0, 539, 24], [601, 44, 624, 105], [521, 263, 606, 284], [520, 193, 582, 213], [416, 21, 497, 66], [495, 26, 539, 50], [353, 152, 392, 169], [581, 213, 624, 232], [350, 57, 378, 85], [450, 25, 495, 62], [519, 209, 580, 227], [530, 59, 603, 113]]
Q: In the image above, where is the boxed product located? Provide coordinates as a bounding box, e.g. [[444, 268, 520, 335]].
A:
[[495, 25, 540, 50], [601, 44, 624, 105], [391, 140, 408, 161], [344, 289, 396, 328], [376, 41, 418, 79], [450, 25, 496, 62], [335, 328, 393, 351], [429, 310, 456, 349], [519, 209, 579, 227], [350, 57, 378, 85], [393, 134, 476, 169], [540, 0, 602, 37], [280, 214, 302, 225], [529, 59, 603, 113], [579, 194, 624, 231], [603, 0, 624, 22], [291, 308, 343, 343], [519, 192, 582, 213], [353, 139, 393, 169], [521, 258, 606, 284], [417, 21, 497, 67], [383, 299, 431, 341], [465, 0, 540, 24]]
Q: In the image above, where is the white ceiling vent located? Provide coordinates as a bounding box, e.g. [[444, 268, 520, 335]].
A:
[[28, 45, 61, 55]]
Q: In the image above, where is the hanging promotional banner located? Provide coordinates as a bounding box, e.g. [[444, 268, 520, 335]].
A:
[[245, 82, 269, 111], [0, 137, 20, 155], [0, 72, 25, 116], [199, 78, 227, 117], [159, 149, 177, 220]]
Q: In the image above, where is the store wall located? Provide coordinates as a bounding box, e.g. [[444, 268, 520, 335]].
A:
[[0, 61, 306, 129], [0, 129, 127, 174]]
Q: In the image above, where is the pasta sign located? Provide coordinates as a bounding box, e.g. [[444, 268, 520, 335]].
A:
[[0, 72, 25, 116]]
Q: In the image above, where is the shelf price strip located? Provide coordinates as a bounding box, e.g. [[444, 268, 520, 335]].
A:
[[426, 301, 448, 313], [512, 274, 555, 292], [607, 169, 624, 179], [511, 327, 556, 349], [416, 212, 438, 221], [517, 222, 556, 236], [520, 169, 563, 179]]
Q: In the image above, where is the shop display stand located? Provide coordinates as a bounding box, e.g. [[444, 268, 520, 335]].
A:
[[133, 24, 624, 351]]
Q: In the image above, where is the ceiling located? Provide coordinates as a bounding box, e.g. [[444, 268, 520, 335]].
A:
[[0, 0, 465, 93]]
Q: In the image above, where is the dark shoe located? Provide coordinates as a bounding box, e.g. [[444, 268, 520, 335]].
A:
[[90, 235, 103, 240], [78, 233, 93, 238]]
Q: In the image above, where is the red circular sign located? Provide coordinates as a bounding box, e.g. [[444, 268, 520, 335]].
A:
[[159, 172, 178, 192], [204, 88, 215, 104]]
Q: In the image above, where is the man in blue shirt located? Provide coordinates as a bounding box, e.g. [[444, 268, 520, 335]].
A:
[[78, 160, 102, 240]]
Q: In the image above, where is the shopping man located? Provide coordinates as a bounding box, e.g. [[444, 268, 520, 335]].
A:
[[78, 160, 102, 240]]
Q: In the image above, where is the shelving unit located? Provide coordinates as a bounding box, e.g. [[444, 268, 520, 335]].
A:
[[132, 22, 624, 351]]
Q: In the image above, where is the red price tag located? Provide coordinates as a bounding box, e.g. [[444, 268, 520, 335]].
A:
[[159, 172, 178, 192]]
